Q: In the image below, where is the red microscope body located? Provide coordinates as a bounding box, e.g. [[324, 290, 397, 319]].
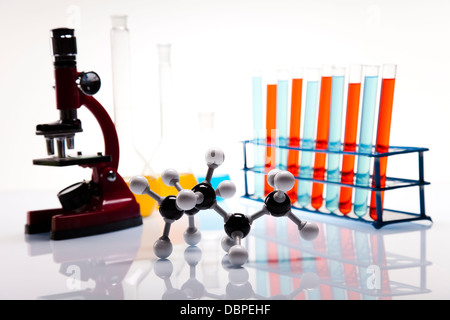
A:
[[26, 28, 141, 240]]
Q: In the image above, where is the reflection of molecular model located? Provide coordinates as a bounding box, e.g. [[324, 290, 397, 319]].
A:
[[153, 245, 320, 300], [129, 147, 319, 266]]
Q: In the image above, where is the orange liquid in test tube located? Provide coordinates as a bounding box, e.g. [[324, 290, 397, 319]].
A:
[[287, 77, 303, 202], [264, 84, 277, 195], [369, 65, 396, 220], [339, 65, 362, 214], [311, 70, 332, 209]]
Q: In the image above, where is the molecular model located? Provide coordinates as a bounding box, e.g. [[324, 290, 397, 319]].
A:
[[129, 148, 319, 266]]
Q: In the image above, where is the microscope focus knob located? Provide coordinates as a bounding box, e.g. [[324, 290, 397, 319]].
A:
[[58, 181, 95, 212], [77, 71, 101, 95]]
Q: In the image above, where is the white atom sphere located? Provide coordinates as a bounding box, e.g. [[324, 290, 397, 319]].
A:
[[176, 189, 197, 210], [184, 228, 202, 246], [205, 147, 225, 168], [300, 222, 319, 241], [228, 245, 248, 266], [216, 180, 236, 199], [129, 175, 149, 194], [228, 267, 249, 285], [161, 168, 180, 186], [221, 236, 234, 252], [274, 171, 295, 192], [184, 245, 202, 265], [153, 238, 173, 259], [300, 272, 320, 290], [266, 169, 281, 188], [153, 259, 173, 278]]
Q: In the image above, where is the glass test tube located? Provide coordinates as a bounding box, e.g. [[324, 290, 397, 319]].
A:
[[111, 15, 133, 161], [338, 65, 363, 214], [111, 14, 135, 174], [311, 66, 333, 210], [297, 68, 320, 207], [110, 15, 157, 217], [325, 67, 346, 213], [369, 64, 397, 220], [276, 70, 290, 171], [264, 81, 277, 196], [353, 65, 380, 217], [252, 71, 265, 199], [287, 68, 303, 203], [150, 44, 197, 196]]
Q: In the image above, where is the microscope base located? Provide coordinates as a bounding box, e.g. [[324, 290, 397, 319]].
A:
[[26, 200, 142, 240], [51, 215, 142, 240]]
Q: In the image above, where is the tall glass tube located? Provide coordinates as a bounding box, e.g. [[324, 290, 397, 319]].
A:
[[325, 66, 346, 212], [111, 14, 133, 170], [297, 68, 320, 207], [311, 65, 333, 210], [110, 15, 157, 217], [149, 44, 197, 196], [276, 69, 290, 171], [252, 71, 265, 199], [353, 65, 380, 217], [157, 44, 173, 140], [287, 68, 303, 203], [339, 64, 362, 214], [369, 64, 397, 220]]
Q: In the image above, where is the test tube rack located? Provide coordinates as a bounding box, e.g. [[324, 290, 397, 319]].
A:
[[241, 139, 432, 229]]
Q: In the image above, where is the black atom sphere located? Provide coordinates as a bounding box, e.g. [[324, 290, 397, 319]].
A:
[[224, 213, 251, 238], [159, 195, 184, 220], [192, 182, 216, 210], [264, 191, 291, 217]]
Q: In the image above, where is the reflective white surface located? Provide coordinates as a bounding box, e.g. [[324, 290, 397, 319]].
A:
[[0, 188, 449, 300]]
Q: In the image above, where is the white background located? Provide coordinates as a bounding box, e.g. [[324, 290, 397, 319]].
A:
[[0, 0, 449, 209], [0, 0, 450, 300]]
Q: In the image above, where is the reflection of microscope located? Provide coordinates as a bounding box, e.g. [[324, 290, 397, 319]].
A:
[[26, 226, 144, 300], [25, 28, 141, 240]]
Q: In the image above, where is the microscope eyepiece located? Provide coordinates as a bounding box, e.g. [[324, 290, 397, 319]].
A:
[[51, 28, 77, 66]]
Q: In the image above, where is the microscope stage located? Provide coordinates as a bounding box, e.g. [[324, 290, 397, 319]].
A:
[[33, 154, 112, 167]]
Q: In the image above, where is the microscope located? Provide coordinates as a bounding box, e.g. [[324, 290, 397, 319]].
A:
[[25, 28, 142, 240]]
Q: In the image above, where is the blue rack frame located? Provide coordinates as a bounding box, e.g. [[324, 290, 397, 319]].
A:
[[241, 139, 432, 229]]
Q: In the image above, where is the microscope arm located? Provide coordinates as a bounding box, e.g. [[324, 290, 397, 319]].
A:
[[80, 94, 120, 171]]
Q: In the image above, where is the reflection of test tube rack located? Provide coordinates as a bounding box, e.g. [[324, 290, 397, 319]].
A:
[[247, 215, 431, 299], [242, 140, 431, 229]]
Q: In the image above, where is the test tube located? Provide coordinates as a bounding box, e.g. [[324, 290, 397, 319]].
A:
[[339, 65, 363, 214], [297, 68, 320, 207], [264, 80, 277, 196], [111, 15, 135, 172], [252, 71, 265, 199], [287, 68, 304, 202], [311, 65, 333, 210], [369, 64, 397, 220], [353, 65, 380, 217], [325, 66, 346, 213], [276, 69, 290, 171]]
